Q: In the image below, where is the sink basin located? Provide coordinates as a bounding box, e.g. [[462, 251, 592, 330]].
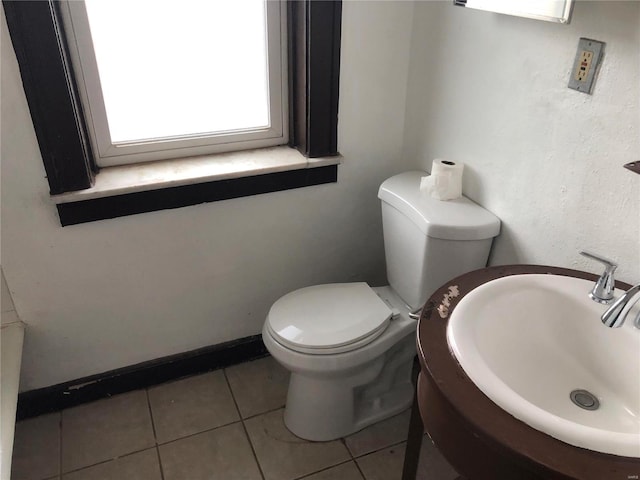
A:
[[447, 273, 640, 458]]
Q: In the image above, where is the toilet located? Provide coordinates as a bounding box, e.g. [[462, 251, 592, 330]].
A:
[[262, 171, 500, 441]]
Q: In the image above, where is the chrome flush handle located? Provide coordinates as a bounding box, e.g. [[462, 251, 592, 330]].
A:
[[579, 251, 618, 304]]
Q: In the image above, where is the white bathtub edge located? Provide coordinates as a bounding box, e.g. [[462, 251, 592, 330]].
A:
[[1, 322, 25, 480]]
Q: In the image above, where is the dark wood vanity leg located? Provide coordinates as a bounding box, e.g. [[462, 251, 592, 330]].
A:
[[401, 376, 424, 480]]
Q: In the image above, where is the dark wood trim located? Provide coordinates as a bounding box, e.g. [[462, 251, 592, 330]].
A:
[[2, 0, 96, 194], [288, 0, 342, 157], [17, 335, 269, 420], [57, 164, 338, 226]]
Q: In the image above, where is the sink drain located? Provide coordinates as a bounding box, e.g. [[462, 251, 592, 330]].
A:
[[570, 389, 600, 410]]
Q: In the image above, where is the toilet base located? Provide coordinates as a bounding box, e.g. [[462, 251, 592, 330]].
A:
[[282, 333, 415, 441]]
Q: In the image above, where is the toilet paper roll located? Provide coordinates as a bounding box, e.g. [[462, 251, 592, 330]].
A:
[[420, 159, 464, 201]]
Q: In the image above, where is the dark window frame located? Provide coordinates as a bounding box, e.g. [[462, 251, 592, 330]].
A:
[[3, 0, 341, 225]]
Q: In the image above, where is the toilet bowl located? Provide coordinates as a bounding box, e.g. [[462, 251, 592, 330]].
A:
[[263, 171, 501, 441], [263, 284, 416, 441]]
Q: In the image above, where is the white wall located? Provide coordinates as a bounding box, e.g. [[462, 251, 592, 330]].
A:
[[403, 1, 639, 283], [0, 2, 415, 390]]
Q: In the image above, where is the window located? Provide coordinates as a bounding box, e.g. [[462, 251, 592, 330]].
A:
[[3, 0, 341, 225], [62, 0, 288, 167]]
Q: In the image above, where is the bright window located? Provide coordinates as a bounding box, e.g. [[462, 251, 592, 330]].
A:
[[63, 0, 287, 167]]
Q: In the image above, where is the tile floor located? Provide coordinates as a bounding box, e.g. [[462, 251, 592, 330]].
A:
[[12, 356, 458, 480]]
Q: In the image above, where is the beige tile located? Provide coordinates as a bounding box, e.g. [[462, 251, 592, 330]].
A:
[[225, 356, 289, 418], [244, 409, 350, 480], [345, 409, 411, 457], [61, 390, 155, 472], [356, 439, 458, 480], [11, 412, 60, 480], [300, 461, 364, 480], [62, 448, 161, 480], [159, 422, 261, 480], [148, 370, 239, 443]]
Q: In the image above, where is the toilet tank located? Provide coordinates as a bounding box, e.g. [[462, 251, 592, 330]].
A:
[[378, 171, 500, 310]]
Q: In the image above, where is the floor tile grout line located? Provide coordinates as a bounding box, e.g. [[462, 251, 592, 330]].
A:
[[291, 458, 356, 480], [239, 420, 267, 480], [144, 388, 160, 446], [341, 437, 368, 480], [353, 459, 368, 480], [145, 388, 166, 480], [353, 438, 412, 460], [154, 418, 243, 447], [241, 404, 286, 422], [58, 446, 159, 477], [155, 446, 166, 480], [223, 368, 267, 480], [342, 437, 356, 459]]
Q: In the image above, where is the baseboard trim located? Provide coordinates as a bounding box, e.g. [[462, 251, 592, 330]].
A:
[[17, 335, 268, 420]]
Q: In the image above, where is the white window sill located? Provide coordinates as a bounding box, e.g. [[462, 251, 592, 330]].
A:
[[52, 146, 341, 204]]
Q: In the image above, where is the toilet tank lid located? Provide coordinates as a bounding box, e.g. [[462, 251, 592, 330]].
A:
[[378, 171, 500, 241]]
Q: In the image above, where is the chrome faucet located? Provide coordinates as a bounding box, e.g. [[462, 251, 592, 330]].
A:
[[601, 284, 640, 328], [580, 251, 640, 328], [579, 251, 617, 304]]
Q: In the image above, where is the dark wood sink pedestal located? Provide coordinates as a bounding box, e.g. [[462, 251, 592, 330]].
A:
[[400, 265, 640, 480]]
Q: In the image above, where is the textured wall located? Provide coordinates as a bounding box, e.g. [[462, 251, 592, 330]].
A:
[[403, 1, 639, 283]]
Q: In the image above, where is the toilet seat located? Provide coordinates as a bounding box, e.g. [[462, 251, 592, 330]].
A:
[[266, 283, 393, 355]]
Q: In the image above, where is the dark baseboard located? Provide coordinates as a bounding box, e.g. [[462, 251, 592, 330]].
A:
[[17, 335, 268, 420]]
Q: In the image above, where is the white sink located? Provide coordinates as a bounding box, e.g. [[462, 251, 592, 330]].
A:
[[447, 273, 640, 458]]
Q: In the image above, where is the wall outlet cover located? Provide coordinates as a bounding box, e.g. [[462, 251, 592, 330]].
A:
[[568, 38, 604, 94]]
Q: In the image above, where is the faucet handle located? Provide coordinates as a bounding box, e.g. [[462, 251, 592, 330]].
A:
[[579, 251, 618, 304]]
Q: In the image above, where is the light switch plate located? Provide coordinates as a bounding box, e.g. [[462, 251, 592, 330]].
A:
[[568, 38, 604, 94]]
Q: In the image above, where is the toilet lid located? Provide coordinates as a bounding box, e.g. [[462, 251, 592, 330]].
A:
[[266, 283, 392, 352]]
